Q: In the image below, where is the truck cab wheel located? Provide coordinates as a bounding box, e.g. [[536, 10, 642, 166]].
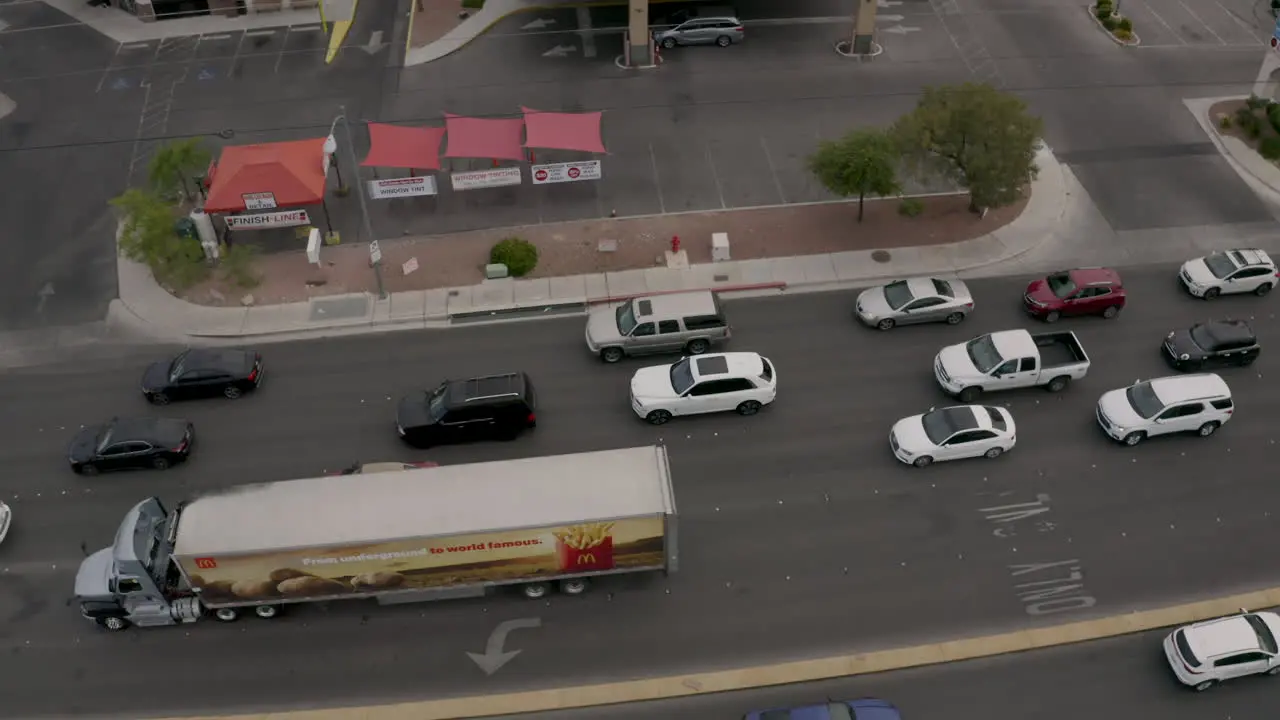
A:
[[1046, 376, 1070, 393], [522, 582, 550, 599], [97, 616, 129, 631], [559, 579, 589, 595], [600, 347, 624, 363], [958, 387, 981, 403], [254, 605, 280, 619], [214, 607, 240, 622]]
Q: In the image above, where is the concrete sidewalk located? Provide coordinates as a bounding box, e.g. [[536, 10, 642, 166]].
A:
[[108, 145, 1072, 341]]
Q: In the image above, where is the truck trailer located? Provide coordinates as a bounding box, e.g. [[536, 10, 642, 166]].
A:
[[73, 446, 678, 631]]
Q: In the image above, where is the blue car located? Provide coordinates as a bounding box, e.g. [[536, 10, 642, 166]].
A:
[[745, 698, 901, 720]]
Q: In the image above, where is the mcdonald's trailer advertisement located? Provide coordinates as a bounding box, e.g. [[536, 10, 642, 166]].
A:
[[180, 516, 667, 603]]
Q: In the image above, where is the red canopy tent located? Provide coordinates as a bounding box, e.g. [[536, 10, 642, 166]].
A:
[[204, 138, 329, 213], [361, 123, 446, 170], [521, 107, 607, 153], [443, 114, 525, 161]]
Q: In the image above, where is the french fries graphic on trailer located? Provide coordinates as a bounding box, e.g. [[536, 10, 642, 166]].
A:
[[554, 522, 614, 550]]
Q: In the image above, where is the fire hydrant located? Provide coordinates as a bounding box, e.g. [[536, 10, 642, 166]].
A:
[[671, 235, 681, 254]]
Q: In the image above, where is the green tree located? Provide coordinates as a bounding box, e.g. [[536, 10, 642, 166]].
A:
[[111, 188, 207, 289], [148, 138, 212, 203], [892, 83, 1043, 212], [808, 128, 901, 221]]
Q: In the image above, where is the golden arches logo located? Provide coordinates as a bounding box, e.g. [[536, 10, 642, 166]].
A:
[[576, 553, 596, 565]]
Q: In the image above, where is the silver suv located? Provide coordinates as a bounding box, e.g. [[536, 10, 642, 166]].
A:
[[585, 291, 730, 363], [654, 14, 744, 49]]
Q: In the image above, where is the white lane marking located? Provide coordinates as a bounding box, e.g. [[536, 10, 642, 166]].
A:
[[1176, 0, 1225, 44], [202, 33, 233, 40], [245, 29, 277, 37], [1136, 0, 1186, 45], [576, 6, 597, 59]]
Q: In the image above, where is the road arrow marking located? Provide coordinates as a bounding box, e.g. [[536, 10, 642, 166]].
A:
[[882, 25, 922, 34], [877, 0, 903, 6], [542, 44, 577, 58], [197, 67, 215, 81], [467, 618, 541, 675], [36, 282, 54, 313], [111, 77, 131, 90], [876, 14, 905, 22], [362, 30, 387, 54], [522, 17, 557, 30]]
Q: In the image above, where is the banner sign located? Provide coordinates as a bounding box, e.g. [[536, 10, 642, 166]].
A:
[[225, 209, 310, 230], [450, 166, 522, 191], [242, 192, 277, 210], [367, 176, 437, 199], [531, 160, 602, 185]]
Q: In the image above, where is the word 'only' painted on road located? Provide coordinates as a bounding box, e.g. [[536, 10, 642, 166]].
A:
[[978, 493, 1098, 616]]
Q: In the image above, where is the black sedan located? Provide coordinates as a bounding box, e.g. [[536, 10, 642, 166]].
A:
[[1163, 319, 1260, 371], [68, 417, 194, 475], [143, 348, 263, 404]]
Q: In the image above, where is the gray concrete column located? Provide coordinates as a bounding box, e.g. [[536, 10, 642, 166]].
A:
[[627, 0, 652, 67], [852, 0, 876, 54]]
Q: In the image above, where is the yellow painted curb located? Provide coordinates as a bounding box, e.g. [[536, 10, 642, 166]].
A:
[[160, 586, 1280, 720], [325, 0, 360, 64]]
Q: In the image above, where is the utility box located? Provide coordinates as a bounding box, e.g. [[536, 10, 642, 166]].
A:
[[711, 232, 731, 262], [485, 263, 510, 279]]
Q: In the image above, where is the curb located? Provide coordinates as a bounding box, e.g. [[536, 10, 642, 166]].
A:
[[1085, 5, 1140, 46], [325, 0, 359, 64], [160, 588, 1280, 720], [1183, 95, 1280, 208]]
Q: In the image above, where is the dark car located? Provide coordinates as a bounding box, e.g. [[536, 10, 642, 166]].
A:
[[330, 460, 439, 476], [68, 417, 194, 475], [1024, 267, 1125, 322], [142, 348, 263, 404], [745, 697, 901, 720], [396, 372, 536, 448], [1163, 319, 1260, 371]]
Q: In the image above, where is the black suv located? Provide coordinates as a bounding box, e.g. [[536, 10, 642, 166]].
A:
[[396, 373, 537, 448], [1163, 319, 1260, 371]]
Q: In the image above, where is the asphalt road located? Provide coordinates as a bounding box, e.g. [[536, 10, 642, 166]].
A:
[[3, 265, 1280, 717], [498, 628, 1280, 720]]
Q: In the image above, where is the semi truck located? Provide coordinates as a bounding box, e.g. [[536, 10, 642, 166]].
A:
[[73, 446, 678, 632]]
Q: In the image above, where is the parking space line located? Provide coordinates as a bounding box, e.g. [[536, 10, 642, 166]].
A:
[[245, 29, 276, 38], [275, 27, 291, 73], [229, 29, 247, 72], [759, 137, 787, 205], [1212, 0, 1267, 42], [1177, 0, 1225, 44], [202, 33, 233, 41], [96, 44, 123, 93], [576, 7, 597, 59], [648, 143, 666, 214], [291, 24, 324, 32], [1136, 0, 1186, 44], [705, 143, 727, 209]]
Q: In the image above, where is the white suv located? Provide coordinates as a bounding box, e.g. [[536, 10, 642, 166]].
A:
[[1095, 373, 1233, 446], [1164, 610, 1280, 691], [1179, 248, 1278, 299], [630, 352, 776, 425]]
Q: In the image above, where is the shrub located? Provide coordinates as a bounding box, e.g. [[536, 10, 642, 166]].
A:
[[1246, 94, 1271, 111], [1235, 108, 1261, 136], [1112, 27, 1133, 41], [898, 197, 924, 218], [1101, 15, 1119, 30], [489, 237, 538, 277], [1266, 104, 1280, 134], [1260, 137, 1280, 160], [1219, 114, 1232, 130], [1116, 16, 1132, 32], [461, 0, 484, 8], [1094, 1, 1113, 19], [219, 243, 262, 289]]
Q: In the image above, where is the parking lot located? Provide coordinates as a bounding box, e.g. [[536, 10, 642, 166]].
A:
[[1122, 0, 1267, 48]]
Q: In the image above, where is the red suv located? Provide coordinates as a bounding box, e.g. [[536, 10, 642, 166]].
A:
[[1024, 267, 1125, 322]]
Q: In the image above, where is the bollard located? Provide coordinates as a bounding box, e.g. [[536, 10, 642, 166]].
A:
[[671, 235, 680, 253]]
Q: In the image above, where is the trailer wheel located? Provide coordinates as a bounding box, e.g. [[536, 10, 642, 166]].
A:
[[254, 605, 280, 619], [522, 582, 550, 599], [213, 607, 239, 622], [559, 579, 589, 595], [97, 616, 129, 632]]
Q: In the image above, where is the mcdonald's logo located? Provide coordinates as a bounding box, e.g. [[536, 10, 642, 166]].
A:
[[576, 553, 596, 565], [194, 557, 217, 569]]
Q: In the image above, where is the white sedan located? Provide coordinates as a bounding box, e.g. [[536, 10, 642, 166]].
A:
[[630, 352, 777, 425], [890, 405, 1016, 467], [0, 501, 10, 544]]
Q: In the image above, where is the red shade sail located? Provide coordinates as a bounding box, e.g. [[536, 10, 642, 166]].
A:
[[521, 107, 606, 154], [204, 138, 328, 213], [443, 113, 526, 161], [362, 123, 446, 170]]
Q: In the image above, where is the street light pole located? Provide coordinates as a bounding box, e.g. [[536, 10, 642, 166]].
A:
[[334, 105, 386, 300]]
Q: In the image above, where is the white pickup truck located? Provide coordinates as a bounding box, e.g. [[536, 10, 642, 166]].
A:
[[934, 329, 1090, 402]]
